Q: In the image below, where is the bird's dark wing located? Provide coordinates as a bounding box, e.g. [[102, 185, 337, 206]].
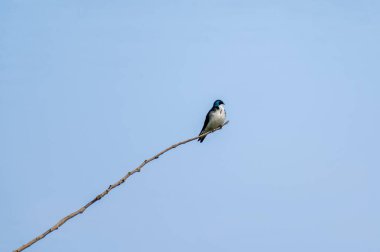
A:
[[198, 109, 213, 143], [200, 111, 210, 134]]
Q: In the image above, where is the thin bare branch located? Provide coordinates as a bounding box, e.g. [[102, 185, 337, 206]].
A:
[[14, 121, 229, 252]]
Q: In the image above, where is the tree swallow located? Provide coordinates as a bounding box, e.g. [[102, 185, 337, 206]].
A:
[[198, 100, 226, 143]]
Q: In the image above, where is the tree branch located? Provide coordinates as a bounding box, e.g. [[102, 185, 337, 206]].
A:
[[14, 121, 229, 252]]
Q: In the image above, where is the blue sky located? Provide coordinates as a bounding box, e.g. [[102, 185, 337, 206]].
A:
[[1, 0, 379, 251]]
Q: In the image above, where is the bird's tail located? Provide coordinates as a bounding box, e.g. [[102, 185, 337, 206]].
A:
[[198, 131, 206, 143]]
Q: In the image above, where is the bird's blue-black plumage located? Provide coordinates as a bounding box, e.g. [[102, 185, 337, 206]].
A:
[[198, 109, 212, 143]]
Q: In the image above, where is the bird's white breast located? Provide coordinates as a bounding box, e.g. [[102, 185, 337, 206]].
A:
[[206, 105, 226, 131]]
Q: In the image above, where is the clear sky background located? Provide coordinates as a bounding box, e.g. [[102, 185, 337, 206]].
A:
[[1, 1, 379, 251]]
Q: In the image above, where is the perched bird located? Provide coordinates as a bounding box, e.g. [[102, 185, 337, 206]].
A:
[[198, 100, 226, 143]]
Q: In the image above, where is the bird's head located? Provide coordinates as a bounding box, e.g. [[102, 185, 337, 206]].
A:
[[213, 100, 225, 108]]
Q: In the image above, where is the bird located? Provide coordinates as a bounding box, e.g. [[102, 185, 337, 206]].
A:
[[198, 100, 226, 143]]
